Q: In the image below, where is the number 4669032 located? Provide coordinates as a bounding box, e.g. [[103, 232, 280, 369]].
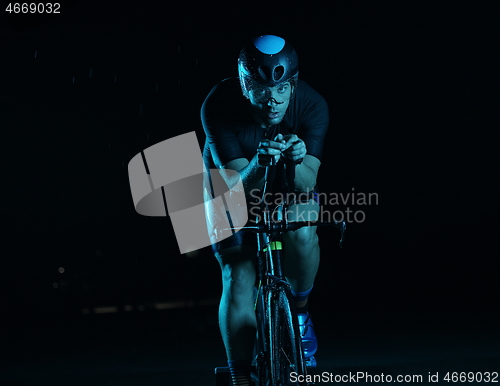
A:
[[444, 372, 498, 383], [5, 3, 61, 14]]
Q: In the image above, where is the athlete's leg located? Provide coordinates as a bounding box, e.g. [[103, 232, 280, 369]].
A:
[[215, 245, 256, 386], [215, 245, 257, 361], [281, 199, 320, 299], [282, 200, 320, 359]]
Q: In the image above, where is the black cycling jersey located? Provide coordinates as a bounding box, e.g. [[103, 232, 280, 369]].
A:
[[201, 77, 329, 172]]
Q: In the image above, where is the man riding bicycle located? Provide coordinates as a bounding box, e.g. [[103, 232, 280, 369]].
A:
[[202, 35, 329, 386]]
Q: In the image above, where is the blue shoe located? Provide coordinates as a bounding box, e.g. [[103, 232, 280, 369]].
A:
[[305, 356, 317, 368], [298, 312, 317, 358]]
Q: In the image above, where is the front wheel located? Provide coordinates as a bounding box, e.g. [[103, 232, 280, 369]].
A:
[[253, 286, 272, 386], [270, 287, 308, 385]]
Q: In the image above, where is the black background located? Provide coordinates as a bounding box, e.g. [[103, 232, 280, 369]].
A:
[[2, 1, 499, 383]]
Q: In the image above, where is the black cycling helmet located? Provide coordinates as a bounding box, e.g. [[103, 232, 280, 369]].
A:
[[238, 35, 299, 98]]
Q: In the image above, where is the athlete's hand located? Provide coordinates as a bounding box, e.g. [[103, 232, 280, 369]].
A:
[[281, 134, 307, 163], [257, 133, 286, 167]]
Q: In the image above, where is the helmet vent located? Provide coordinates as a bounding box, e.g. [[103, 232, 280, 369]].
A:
[[273, 66, 284, 82], [258, 66, 272, 83], [257, 65, 285, 83]]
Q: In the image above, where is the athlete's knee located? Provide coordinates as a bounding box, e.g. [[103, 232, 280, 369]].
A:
[[221, 263, 252, 288], [287, 227, 318, 248], [218, 249, 256, 303]]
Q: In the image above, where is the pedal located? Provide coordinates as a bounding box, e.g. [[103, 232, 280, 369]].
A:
[[214, 366, 231, 386], [305, 356, 317, 367]]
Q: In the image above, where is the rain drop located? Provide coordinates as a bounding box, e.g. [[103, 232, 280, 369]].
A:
[[89, 68, 93, 78], [34, 50, 37, 58]]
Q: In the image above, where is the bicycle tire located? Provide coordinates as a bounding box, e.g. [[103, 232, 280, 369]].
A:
[[254, 286, 272, 386], [270, 287, 308, 386]]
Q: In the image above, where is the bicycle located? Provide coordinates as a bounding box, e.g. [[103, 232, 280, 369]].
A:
[[215, 158, 346, 386]]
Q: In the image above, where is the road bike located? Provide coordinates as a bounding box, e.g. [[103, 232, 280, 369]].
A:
[[215, 158, 345, 386]]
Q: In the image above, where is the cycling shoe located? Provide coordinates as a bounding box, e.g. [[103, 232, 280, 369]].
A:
[[297, 312, 317, 358]]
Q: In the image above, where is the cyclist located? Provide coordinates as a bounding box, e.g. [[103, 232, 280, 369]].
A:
[[202, 35, 329, 386]]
